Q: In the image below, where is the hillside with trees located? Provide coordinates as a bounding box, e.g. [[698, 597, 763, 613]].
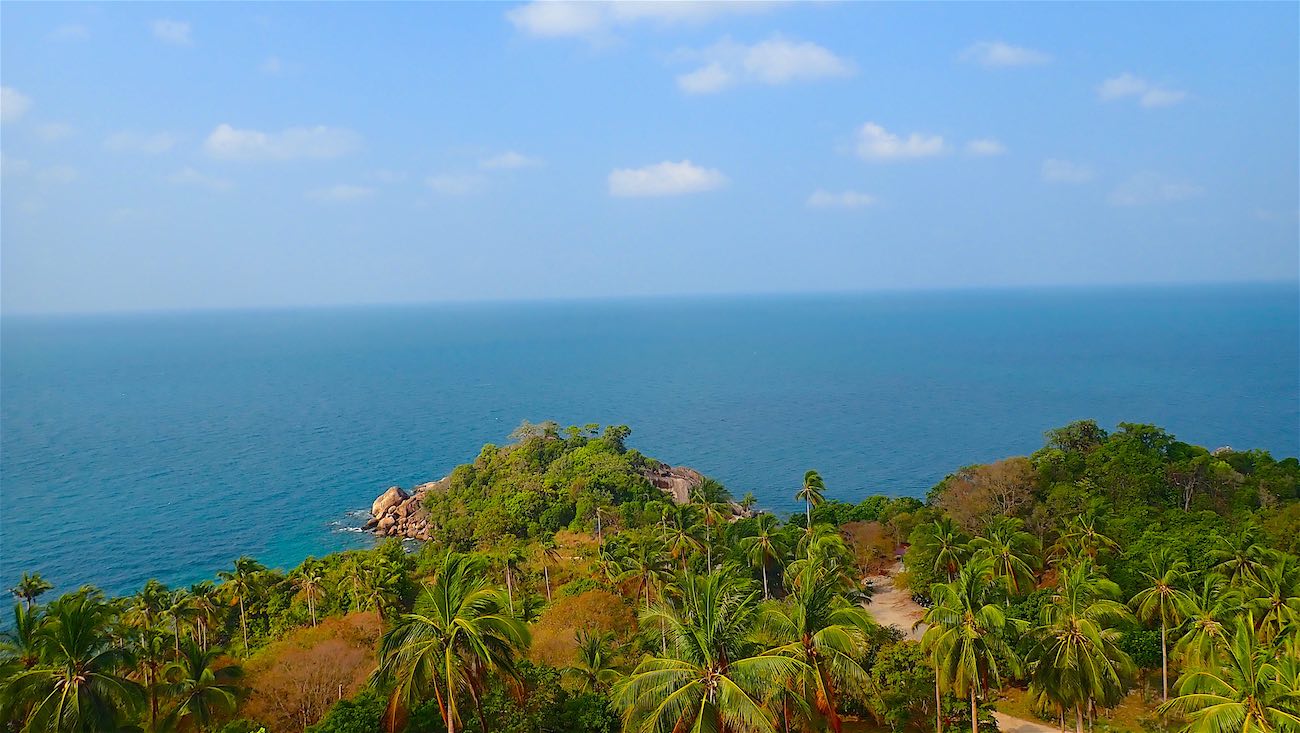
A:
[[2, 420, 1297, 733]]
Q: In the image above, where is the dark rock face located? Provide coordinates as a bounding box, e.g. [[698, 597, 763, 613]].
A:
[[641, 464, 705, 504]]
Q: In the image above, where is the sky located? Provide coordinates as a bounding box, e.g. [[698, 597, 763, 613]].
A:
[[1, 2, 1297, 314]]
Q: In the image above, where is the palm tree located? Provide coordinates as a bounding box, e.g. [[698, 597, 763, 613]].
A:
[[360, 555, 402, 616], [1157, 616, 1300, 733], [613, 570, 807, 733], [292, 563, 325, 627], [125, 579, 172, 728], [795, 470, 826, 531], [913, 517, 971, 583], [164, 588, 198, 654], [1211, 525, 1274, 587], [1174, 575, 1239, 669], [616, 532, 671, 611], [1130, 549, 1193, 701], [9, 572, 53, 610], [1051, 516, 1119, 564], [187, 582, 221, 651], [1022, 561, 1135, 733], [563, 629, 621, 693], [2, 590, 145, 732], [1, 602, 44, 670], [539, 537, 559, 602], [662, 503, 704, 572], [969, 516, 1040, 601], [762, 561, 877, 732], [160, 640, 243, 732], [216, 558, 264, 654], [692, 486, 732, 573], [920, 558, 1024, 733], [739, 513, 787, 600], [1243, 555, 1300, 643], [499, 545, 526, 615], [372, 552, 529, 733]]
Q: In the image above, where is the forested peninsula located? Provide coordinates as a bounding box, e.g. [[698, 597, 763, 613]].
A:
[[3, 420, 1298, 733]]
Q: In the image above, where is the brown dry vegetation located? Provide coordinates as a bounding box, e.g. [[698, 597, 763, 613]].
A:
[[528, 589, 637, 668]]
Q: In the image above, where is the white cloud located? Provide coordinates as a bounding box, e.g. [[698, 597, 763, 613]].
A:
[[1, 153, 32, 177], [480, 151, 542, 169], [203, 124, 360, 161], [167, 167, 233, 192], [608, 160, 727, 197], [50, 24, 90, 41], [961, 41, 1050, 68], [854, 122, 946, 161], [676, 36, 854, 94], [507, 1, 778, 40], [427, 174, 487, 195], [306, 184, 376, 203], [35, 122, 75, 141], [1098, 72, 1188, 108], [1108, 172, 1204, 206], [36, 165, 78, 185], [1, 86, 32, 123], [151, 19, 192, 45], [806, 189, 876, 209], [965, 138, 1006, 156], [1041, 159, 1095, 184], [104, 131, 177, 154]]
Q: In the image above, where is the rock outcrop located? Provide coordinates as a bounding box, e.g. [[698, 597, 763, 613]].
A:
[[363, 478, 446, 541], [641, 464, 704, 504]]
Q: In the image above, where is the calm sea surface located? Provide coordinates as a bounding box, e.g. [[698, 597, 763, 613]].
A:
[[2, 285, 1297, 596]]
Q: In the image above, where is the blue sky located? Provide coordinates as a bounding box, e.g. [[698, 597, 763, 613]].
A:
[[2, 2, 1297, 314]]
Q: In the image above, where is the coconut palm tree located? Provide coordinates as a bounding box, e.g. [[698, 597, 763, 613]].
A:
[[8, 573, 53, 610], [187, 582, 221, 651], [739, 513, 787, 600], [613, 569, 807, 733], [912, 517, 971, 583], [1, 602, 43, 670], [969, 516, 1040, 601], [795, 470, 826, 532], [920, 558, 1024, 733], [291, 562, 326, 627], [563, 629, 621, 693], [1051, 516, 1119, 564], [499, 545, 526, 615], [616, 531, 671, 611], [1211, 525, 1274, 587], [372, 552, 529, 733], [2, 590, 145, 732], [216, 557, 265, 654], [762, 561, 877, 732], [1022, 561, 1135, 733], [692, 486, 732, 573], [661, 503, 704, 572], [1157, 616, 1300, 733], [164, 588, 198, 654], [1174, 575, 1240, 669], [539, 537, 559, 602], [1243, 555, 1300, 644], [1130, 549, 1194, 701], [160, 640, 243, 732]]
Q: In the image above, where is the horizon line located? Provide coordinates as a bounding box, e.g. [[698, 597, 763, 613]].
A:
[[2, 277, 1297, 320]]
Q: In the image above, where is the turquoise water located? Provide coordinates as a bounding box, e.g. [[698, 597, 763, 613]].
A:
[[2, 285, 1297, 596]]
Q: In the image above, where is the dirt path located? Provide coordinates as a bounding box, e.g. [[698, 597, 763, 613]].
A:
[[865, 564, 1061, 733]]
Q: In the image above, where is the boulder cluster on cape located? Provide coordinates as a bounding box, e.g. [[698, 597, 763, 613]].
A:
[[364, 464, 751, 541]]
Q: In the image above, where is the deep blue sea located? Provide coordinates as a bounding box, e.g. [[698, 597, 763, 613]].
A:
[[2, 284, 1297, 598]]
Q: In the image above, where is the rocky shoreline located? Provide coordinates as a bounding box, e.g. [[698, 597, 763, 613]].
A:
[[364, 463, 751, 541]]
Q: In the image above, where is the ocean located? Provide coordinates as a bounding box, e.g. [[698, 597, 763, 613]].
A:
[[2, 284, 1297, 597]]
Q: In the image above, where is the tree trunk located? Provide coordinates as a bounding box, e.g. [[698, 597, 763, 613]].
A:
[[762, 562, 770, 600], [239, 596, 249, 653], [544, 564, 552, 601], [1160, 621, 1168, 701], [970, 689, 978, 733], [935, 669, 943, 733], [1075, 706, 1084, 733]]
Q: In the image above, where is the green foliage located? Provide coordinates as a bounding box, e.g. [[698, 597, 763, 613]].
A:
[[307, 689, 385, 733]]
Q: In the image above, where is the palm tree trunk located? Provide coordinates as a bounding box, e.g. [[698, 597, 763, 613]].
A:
[[239, 596, 249, 653], [935, 668, 943, 733], [1160, 621, 1168, 701], [806, 501, 811, 530], [544, 563, 552, 601], [505, 566, 514, 614], [970, 689, 978, 733], [762, 562, 770, 600], [1075, 706, 1084, 733]]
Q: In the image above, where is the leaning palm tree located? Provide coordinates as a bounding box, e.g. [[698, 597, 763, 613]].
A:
[[2, 590, 145, 732], [563, 629, 622, 693], [969, 516, 1040, 601], [920, 558, 1024, 733], [739, 513, 787, 600], [1130, 548, 1193, 701], [762, 561, 877, 732], [8, 573, 53, 610], [216, 557, 265, 654], [613, 569, 808, 733], [795, 469, 826, 531], [1022, 561, 1135, 733], [1157, 615, 1300, 733], [372, 551, 529, 733], [160, 639, 243, 732], [1174, 575, 1240, 669]]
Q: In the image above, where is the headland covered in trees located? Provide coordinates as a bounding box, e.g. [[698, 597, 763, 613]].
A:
[[3, 419, 1298, 733]]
